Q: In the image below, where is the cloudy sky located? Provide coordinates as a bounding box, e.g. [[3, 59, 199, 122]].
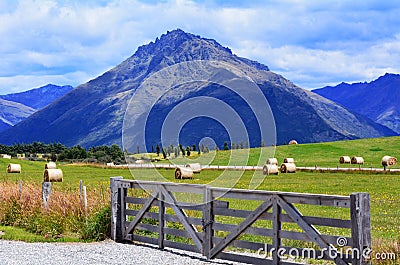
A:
[[1, 0, 400, 94]]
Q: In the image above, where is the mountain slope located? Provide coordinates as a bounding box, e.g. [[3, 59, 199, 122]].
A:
[[0, 98, 35, 131], [313, 73, 400, 134], [0, 84, 74, 110], [0, 29, 395, 148]]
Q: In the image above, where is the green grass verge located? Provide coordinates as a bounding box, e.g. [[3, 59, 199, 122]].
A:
[[0, 225, 80, 242]]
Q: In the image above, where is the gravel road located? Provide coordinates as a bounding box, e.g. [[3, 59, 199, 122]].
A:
[[0, 239, 247, 265]]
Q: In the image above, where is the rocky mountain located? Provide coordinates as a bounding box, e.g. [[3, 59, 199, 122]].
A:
[[0, 98, 35, 132], [0, 84, 74, 110], [313, 73, 400, 134], [0, 29, 395, 149], [0, 84, 73, 134]]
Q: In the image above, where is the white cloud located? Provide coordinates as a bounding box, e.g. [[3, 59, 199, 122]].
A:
[[0, 71, 93, 94], [0, 0, 400, 93]]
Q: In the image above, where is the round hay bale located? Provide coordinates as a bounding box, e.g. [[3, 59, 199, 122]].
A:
[[44, 169, 63, 182], [185, 163, 201, 173], [283, 158, 295, 163], [266, 158, 278, 165], [45, 162, 57, 169], [289, 140, 298, 145], [351, 156, 364, 165], [175, 167, 194, 179], [7, 163, 21, 173], [2, 154, 11, 159], [263, 164, 279, 175], [106, 162, 114, 167], [280, 163, 296, 173], [339, 156, 351, 164], [382, 156, 397, 166]]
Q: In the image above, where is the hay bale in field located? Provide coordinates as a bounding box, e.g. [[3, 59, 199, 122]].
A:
[[175, 167, 194, 179], [45, 162, 57, 169], [266, 158, 278, 165], [185, 163, 201, 173], [283, 158, 295, 163], [2, 154, 11, 159], [382, 156, 397, 166], [289, 140, 298, 145], [351, 156, 364, 165], [339, 156, 351, 164], [280, 163, 296, 173], [7, 163, 21, 173], [262, 164, 279, 175], [106, 162, 114, 167], [44, 168, 63, 182]]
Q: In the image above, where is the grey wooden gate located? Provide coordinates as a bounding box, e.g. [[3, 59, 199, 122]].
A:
[[110, 177, 371, 265]]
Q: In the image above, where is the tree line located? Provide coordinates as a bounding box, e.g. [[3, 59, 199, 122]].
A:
[[0, 142, 124, 164]]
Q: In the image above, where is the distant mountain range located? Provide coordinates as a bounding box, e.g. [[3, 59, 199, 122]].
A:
[[0, 29, 396, 148], [0, 98, 35, 132], [0, 84, 73, 110], [0, 84, 73, 133], [313, 73, 400, 134]]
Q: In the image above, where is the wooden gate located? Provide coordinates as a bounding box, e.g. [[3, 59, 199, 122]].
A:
[[110, 177, 371, 265]]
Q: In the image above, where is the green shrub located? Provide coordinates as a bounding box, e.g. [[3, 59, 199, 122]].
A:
[[1, 198, 23, 226], [80, 206, 111, 241]]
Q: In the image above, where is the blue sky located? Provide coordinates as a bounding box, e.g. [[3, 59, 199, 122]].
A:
[[1, 0, 400, 94]]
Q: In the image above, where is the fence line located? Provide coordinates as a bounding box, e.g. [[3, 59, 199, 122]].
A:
[[110, 177, 371, 265], [108, 163, 400, 174]]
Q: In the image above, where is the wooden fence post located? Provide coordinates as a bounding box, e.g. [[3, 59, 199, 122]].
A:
[[158, 191, 165, 249], [110, 176, 123, 242], [42, 182, 52, 208], [272, 195, 282, 265], [79, 180, 83, 205], [350, 193, 371, 265], [83, 186, 88, 224], [19, 180, 23, 201], [203, 186, 214, 259]]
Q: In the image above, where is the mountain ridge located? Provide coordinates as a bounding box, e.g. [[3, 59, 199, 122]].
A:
[[0, 84, 74, 110], [0, 29, 395, 148], [0, 98, 35, 132], [313, 73, 400, 134]]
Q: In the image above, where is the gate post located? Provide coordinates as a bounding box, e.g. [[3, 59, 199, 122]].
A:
[[203, 186, 214, 259], [350, 193, 371, 265], [110, 176, 123, 242], [272, 195, 282, 265]]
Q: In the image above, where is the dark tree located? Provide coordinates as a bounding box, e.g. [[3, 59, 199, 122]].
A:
[[223, 142, 229, 150], [156, 144, 160, 156], [186, 146, 191, 156]]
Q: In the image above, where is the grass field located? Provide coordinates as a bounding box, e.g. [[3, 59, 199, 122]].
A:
[[0, 136, 399, 258], [168, 136, 400, 169]]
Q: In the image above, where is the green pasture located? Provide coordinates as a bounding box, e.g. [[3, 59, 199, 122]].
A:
[[170, 136, 400, 168], [1, 136, 399, 244]]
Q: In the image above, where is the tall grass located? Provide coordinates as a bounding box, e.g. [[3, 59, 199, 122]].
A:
[[0, 181, 109, 241]]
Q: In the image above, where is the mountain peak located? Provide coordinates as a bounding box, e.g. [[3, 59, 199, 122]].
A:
[[123, 28, 269, 80], [375, 72, 400, 82], [2, 29, 391, 147], [134, 28, 233, 59], [313, 72, 400, 134]]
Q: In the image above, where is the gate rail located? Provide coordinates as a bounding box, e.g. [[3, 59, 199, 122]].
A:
[[110, 177, 371, 265]]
